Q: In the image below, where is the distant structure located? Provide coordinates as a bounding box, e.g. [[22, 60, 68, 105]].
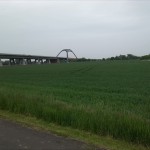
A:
[[0, 50, 78, 66], [0, 53, 65, 66], [57, 49, 77, 63]]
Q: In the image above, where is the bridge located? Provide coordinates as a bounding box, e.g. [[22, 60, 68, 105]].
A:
[[0, 49, 78, 66], [0, 53, 67, 66]]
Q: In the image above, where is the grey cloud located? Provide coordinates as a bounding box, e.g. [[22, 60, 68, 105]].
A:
[[0, 0, 150, 58]]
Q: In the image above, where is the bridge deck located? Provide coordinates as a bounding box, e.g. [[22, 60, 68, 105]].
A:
[[0, 53, 64, 60], [0, 53, 68, 66]]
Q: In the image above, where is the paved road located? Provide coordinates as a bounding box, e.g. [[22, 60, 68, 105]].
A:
[[0, 119, 103, 150]]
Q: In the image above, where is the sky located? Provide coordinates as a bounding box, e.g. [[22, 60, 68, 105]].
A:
[[0, 0, 150, 59]]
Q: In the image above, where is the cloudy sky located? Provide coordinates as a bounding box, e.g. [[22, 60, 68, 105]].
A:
[[0, 0, 150, 59]]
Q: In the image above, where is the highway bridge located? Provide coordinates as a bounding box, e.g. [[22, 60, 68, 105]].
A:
[[0, 53, 67, 66]]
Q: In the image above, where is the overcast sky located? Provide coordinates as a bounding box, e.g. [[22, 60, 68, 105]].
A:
[[0, 0, 150, 59]]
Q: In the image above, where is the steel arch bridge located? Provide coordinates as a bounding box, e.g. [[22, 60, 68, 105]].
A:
[[57, 49, 77, 63]]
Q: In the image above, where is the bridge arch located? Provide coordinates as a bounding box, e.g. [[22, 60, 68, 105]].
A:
[[57, 49, 77, 63]]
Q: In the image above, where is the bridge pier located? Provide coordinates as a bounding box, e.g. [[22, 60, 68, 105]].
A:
[[10, 58, 15, 65], [27, 59, 31, 64], [35, 59, 37, 64], [37, 59, 41, 64], [57, 58, 60, 63], [18, 59, 22, 65], [41, 59, 43, 64], [35, 59, 41, 64], [46, 59, 51, 64], [0, 53, 67, 66], [19, 58, 26, 65], [22, 59, 26, 65], [15, 59, 20, 65], [0, 59, 3, 66], [9, 58, 26, 65]]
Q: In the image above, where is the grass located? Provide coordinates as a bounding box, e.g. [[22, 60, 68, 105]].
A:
[[0, 61, 150, 147], [0, 109, 149, 150]]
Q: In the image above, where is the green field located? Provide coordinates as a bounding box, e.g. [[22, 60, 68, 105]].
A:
[[0, 61, 150, 146]]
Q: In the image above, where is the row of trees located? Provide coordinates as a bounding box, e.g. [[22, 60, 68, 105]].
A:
[[140, 54, 150, 60], [76, 54, 150, 62], [105, 54, 139, 61]]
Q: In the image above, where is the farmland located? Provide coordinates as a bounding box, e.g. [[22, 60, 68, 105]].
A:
[[0, 60, 150, 146]]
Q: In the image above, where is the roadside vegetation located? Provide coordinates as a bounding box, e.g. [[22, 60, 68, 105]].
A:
[[0, 109, 148, 150], [0, 60, 149, 148]]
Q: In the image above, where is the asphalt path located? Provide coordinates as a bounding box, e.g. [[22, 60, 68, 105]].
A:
[[0, 118, 103, 150]]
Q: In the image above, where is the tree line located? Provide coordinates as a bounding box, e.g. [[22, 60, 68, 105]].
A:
[[76, 54, 150, 62]]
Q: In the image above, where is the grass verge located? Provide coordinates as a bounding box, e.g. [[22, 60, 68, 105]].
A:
[[0, 109, 149, 150]]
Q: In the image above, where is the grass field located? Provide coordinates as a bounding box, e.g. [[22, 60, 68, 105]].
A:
[[0, 61, 149, 146]]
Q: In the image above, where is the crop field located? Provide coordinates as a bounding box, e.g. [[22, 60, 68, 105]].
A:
[[0, 61, 149, 146]]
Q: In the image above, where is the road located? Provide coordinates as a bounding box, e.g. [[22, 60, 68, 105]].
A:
[[0, 118, 103, 150]]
